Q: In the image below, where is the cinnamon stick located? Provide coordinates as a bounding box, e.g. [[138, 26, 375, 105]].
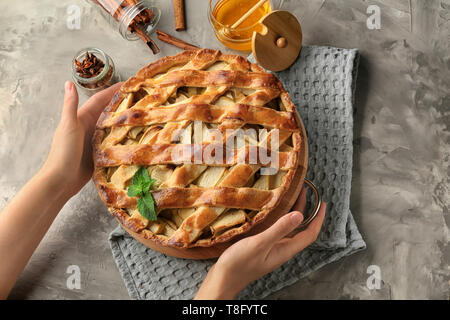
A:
[[135, 25, 160, 54], [173, 0, 186, 31], [156, 29, 199, 51]]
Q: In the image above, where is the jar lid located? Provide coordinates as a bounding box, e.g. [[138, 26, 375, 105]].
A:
[[251, 10, 302, 72]]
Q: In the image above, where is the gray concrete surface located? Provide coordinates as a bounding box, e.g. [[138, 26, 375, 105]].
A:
[[0, 0, 448, 299]]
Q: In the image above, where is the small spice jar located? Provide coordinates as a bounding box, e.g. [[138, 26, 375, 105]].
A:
[[88, 0, 161, 42], [72, 47, 120, 96]]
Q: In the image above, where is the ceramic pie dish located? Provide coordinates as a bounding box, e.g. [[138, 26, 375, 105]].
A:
[[92, 49, 308, 259]]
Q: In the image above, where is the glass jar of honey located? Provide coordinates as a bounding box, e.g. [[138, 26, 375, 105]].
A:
[[208, 0, 283, 51]]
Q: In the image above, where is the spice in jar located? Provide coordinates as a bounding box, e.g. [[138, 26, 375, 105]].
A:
[[72, 47, 120, 96]]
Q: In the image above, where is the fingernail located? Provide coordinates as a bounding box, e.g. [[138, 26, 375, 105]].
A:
[[65, 81, 72, 93], [289, 212, 303, 225]]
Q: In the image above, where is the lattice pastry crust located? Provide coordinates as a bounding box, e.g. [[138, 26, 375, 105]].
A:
[[93, 49, 302, 248]]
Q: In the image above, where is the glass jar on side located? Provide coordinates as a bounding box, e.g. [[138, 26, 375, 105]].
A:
[[88, 0, 161, 41], [72, 47, 120, 96]]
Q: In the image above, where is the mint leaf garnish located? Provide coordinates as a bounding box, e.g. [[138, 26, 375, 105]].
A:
[[128, 167, 157, 221], [127, 184, 142, 198], [137, 192, 157, 221]]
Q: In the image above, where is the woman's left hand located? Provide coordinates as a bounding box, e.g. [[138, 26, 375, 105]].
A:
[[41, 81, 122, 197], [195, 187, 326, 300]]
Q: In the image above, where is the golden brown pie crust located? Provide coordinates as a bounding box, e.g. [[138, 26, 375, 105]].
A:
[[92, 49, 302, 248]]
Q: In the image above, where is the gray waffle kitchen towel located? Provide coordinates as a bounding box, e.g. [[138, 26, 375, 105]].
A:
[[108, 45, 366, 300]]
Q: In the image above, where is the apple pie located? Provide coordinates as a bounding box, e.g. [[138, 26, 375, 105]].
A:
[[93, 49, 302, 248]]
